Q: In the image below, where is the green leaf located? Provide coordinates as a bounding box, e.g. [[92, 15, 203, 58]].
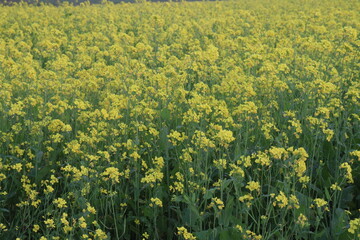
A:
[[325, 187, 331, 200], [340, 186, 355, 209], [0, 208, 9, 213], [159, 126, 170, 153], [219, 227, 242, 240], [219, 196, 234, 227], [330, 208, 349, 238], [220, 179, 232, 190], [195, 228, 217, 240], [34, 165, 53, 184], [181, 207, 200, 230], [160, 108, 171, 121], [314, 229, 328, 240], [203, 189, 215, 200]]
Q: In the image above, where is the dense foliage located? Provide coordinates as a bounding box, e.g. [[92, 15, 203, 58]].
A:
[[0, 0, 359, 239]]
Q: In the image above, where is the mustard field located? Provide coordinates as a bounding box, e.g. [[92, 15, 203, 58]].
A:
[[0, 0, 359, 239]]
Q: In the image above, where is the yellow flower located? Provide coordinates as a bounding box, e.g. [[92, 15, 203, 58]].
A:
[[288, 119, 302, 138], [142, 232, 150, 240], [269, 147, 288, 160], [177, 226, 196, 240], [273, 191, 288, 208], [81, 234, 89, 239], [192, 130, 215, 150], [246, 181, 260, 192], [214, 129, 235, 147], [348, 218, 360, 234], [78, 216, 87, 229], [153, 157, 165, 169], [323, 128, 334, 141], [94, 229, 108, 240], [150, 198, 163, 207], [48, 119, 72, 133], [168, 130, 187, 146], [239, 156, 252, 167], [255, 152, 271, 167], [53, 197, 67, 208], [236, 101, 258, 115], [339, 162, 354, 183], [33, 224, 40, 232], [0, 223, 7, 232], [0, 174, 6, 182], [64, 140, 82, 154], [245, 230, 262, 240], [239, 194, 254, 207], [44, 185, 54, 194], [208, 197, 225, 210], [61, 213, 73, 233], [235, 225, 243, 232], [229, 164, 245, 177], [296, 214, 308, 227], [330, 183, 341, 191], [289, 194, 300, 209], [313, 198, 327, 208], [44, 218, 55, 229], [141, 168, 164, 187], [12, 163, 22, 173], [8, 101, 25, 116], [350, 150, 360, 161], [213, 159, 227, 170], [101, 167, 122, 183]]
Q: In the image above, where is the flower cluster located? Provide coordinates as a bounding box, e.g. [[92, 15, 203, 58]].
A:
[[0, 0, 359, 239]]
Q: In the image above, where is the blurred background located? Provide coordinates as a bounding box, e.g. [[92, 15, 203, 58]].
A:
[[0, 0, 206, 5]]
